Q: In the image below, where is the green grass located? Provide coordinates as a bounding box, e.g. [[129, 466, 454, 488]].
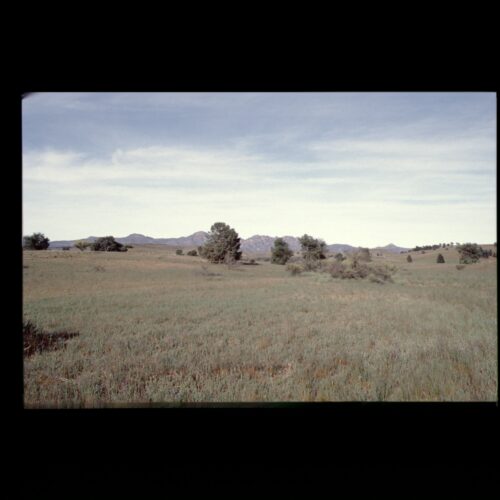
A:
[[23, 246, 497, 406]]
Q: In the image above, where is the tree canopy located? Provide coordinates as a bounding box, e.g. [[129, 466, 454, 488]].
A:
[[23, 232, 50, 250], [200, 222, 242, 263], [298, 234, 327, 261], [271, 237, 293, 265]]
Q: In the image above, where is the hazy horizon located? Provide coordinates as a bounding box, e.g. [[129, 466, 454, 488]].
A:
[[22, 92, 496, 247]]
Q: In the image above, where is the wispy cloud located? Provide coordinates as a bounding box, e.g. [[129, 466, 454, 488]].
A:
[[22, 93, 496, 246]]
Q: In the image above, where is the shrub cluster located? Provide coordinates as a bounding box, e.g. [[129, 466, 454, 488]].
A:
[[91, 236, 127, 252], [187, 249, 198, 256], [74, 240, 91, 251], [271, 238, 293, 265], [457, 243, 484, 264], [23, 233, 50, 250], [286, 262, 304, 275], [328, 260, 395, 283], [298, 234, 327, 260]]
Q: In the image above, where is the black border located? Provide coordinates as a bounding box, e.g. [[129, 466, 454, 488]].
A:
[[9, 54, 498, 483]]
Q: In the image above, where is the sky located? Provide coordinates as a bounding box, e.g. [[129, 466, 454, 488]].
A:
[[22, 92, 496, 247]]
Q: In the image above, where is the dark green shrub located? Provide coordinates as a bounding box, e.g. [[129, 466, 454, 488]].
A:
[[91, 236, 127, 252], [407, 255, 413, 263], [62, 247, 70, 251], [271, 237, 293, 265], [334, 253, 346, 262], [457, 243, 482, 264], [437, 253, 445, 263], [200, 222, 242, 263], [187, 249, 198, 256], [298, 234, 327, 261], [176, 249, 183, 255], [23, 232, 50, 250]]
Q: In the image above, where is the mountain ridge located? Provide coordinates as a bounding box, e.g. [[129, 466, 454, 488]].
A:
[[48, 232, 409, 253]]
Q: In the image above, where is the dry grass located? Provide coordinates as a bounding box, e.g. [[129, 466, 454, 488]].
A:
[[22, 246, 497, 406]]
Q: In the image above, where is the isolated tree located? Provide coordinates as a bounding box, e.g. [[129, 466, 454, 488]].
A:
[[298, 234, 327, 261], [407, 255, 413, 263], [200, 222, 242, 263], [271, 238, 293, 265], [436, 253, 445, 263], [91, 236, 127, 252], [23, 232, 50, 250], [74, 240, 91, 251]]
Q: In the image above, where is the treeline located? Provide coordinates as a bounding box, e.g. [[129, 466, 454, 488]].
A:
[[410, 243, 453, 252], [22, 229, 498, 266], [22, 234, 132, 252]]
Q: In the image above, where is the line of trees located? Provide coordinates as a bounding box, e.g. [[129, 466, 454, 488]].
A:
[[22, 230, 498, 265]]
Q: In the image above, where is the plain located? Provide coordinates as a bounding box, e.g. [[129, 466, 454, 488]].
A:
[[22, 245, 497, 406]]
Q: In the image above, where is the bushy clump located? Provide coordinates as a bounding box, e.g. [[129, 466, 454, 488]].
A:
[[407, 255, 413, 263], [286, 262, 304, 276], [456, 264, 466, 270], [457, 243, 483, 264], [436, 253, 445, 263], [23, 232, 50, 250], [302, 258, 326, 272], [187, 250, 198, 256], [62, 247, 70, 251], [334, 253, 346, 262], [355, 247, 372, 262], [176, 249, 183, 255], [23, 320, 79, 357], [91, 236, 127, 252], [368, 264, 396, 283], [271, 238, 293, 265], [125, 245, 134, 249], [74, 240, 91, 251], [298, 234, 327, 261], [328, 259, 395, 283]]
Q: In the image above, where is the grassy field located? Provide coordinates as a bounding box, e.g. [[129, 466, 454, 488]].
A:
[[23, 245, 497, 406]]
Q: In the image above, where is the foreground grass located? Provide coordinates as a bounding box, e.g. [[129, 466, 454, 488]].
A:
[[23, 246, 497, 405]]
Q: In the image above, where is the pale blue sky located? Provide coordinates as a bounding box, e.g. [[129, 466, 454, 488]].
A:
[[22, 92, 496, 247]]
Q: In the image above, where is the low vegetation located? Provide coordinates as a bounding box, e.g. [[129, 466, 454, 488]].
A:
[[91, 236, 127, 252], [75, 240, 91, 251], [22, 232, 497, 405]]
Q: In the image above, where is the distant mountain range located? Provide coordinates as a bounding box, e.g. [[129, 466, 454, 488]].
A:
[[49, 232, 409, 254]]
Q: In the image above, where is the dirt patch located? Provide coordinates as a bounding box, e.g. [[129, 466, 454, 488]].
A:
[[23, 321, 79, 358]]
